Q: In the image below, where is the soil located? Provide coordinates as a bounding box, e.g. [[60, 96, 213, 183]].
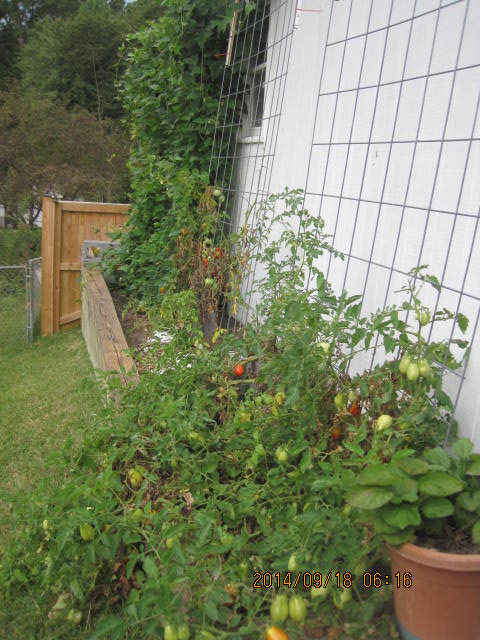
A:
[[415, 525, 480, 555], [108, 288, 152, 350]]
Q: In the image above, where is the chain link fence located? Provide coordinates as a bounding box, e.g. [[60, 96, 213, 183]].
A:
[[26, 257, 42, 342], [0, 257, 42, 351], [0, 265, 28, 352]]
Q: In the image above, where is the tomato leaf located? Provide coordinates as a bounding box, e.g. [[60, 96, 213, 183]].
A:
[[89, 617, 127, 640]]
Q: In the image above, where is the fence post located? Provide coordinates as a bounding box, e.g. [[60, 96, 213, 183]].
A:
[[41, 196, 57, 335]]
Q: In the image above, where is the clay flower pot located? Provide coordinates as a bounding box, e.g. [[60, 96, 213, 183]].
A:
[[388, 542, 480, 640]]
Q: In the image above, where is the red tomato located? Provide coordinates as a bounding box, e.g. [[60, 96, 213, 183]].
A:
[[214, 247, 223, 259], [203, 258, 209, 268], [234, 364, 244, 377]]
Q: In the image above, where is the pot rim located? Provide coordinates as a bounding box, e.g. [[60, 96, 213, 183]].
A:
[[387, 542, 480, 571]]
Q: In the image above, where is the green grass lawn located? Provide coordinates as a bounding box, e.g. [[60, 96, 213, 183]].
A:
[[0, 327, 104, 544]]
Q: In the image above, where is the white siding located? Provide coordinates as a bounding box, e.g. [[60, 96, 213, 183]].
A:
[[232, 0, 480, 449]]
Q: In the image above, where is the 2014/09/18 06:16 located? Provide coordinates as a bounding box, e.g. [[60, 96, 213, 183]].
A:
[[252, 571, 413, 590]]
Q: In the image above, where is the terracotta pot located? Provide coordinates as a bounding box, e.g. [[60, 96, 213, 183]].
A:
[[388, 542, 480, 640]]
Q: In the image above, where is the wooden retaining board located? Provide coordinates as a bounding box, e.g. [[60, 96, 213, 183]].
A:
[[81, 266, 138, 388]]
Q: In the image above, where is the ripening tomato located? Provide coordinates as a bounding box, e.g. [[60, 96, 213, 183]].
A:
[[331, 426, 342, 440], [288, 595, 307, 622], [234, 364, 244, 377], [270, 594, 289, 623], [160, 287, 165, 295], [349, 400, 361, 416], [214, 247, 223, 259], [266, 625, 289, 640]]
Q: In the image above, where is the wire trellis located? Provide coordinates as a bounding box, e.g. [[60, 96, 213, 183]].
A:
[[209, 0, 480, 442]]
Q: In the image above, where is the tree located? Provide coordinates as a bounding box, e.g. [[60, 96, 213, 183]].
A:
[[0, 88, 129, 225], [20, 1, 128, 119], [0, 0, 82, 89]]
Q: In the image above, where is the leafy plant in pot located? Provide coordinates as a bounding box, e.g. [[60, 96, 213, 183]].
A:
[[344, 438, 480, 640]]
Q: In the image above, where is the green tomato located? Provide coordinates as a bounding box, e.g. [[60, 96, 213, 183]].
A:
[[213, 189, 221, 198], [376, 414, 393, 431], [418, 358, 431, 378], [164, 625, 178, 640], [333, 587, 352, 610], [347, 390, 357, 403], [220, 533, 235, 547], [166, 536, 177, 549], [311, 584, 330, 599], [341, 504, 352, 518], [79, 524, 94, 542], [270, 594, 289, 623], [399, 355, 412, 374], [177, 624, 190, 640], [131, 508, 143, 522], [275, 447, 289, 463], [353, 560, 367, 576], [237, 561, 248, 580], [128, 468, 142, 488], [334, 392, 346, 409], [288, 553, 298, 572], [416, 309, 431, 326], [406, 362, 420, 382], [204, 277, 214, 288], [255, 443, 266, 456], [289, 595, 307, 622], [318, 341, 330, 354]]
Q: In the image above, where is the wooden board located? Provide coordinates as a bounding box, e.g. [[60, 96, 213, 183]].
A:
[[81, 266, 139, 390]]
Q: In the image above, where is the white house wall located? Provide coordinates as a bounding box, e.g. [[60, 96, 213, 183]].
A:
[[229, 0, 480, 449]]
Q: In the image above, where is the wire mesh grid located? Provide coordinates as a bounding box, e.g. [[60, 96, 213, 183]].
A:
[[208, 0, 480, 440], [209, 0, 298, 324], [0, 265, 28, 352], [302, 0, 480, 442]]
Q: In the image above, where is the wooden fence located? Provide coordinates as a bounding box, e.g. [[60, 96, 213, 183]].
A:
[[41, 197, 129, 336]]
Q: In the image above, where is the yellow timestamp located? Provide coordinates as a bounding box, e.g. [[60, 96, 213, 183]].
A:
[[362, 571, 413, 589]]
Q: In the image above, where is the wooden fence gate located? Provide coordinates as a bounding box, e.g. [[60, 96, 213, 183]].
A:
[[41, 197, 129, 335]]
